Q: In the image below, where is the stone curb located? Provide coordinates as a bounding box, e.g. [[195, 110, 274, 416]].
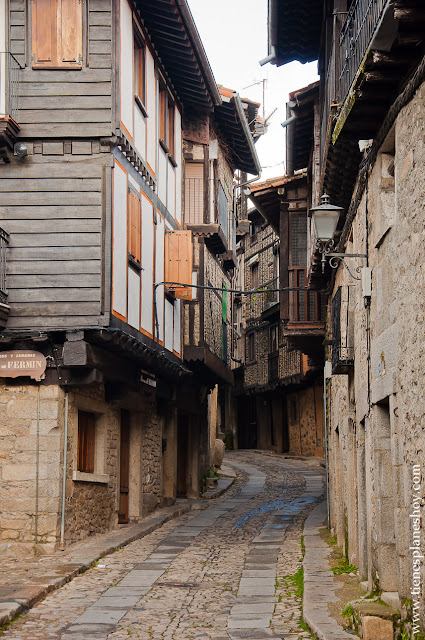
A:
[[0, 502, 192, 628], [302, 501, 354, 640], [202, 476, 235, 500]]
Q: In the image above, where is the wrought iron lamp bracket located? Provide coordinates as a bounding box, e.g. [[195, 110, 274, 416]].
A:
[[327, 252, 367, 280]]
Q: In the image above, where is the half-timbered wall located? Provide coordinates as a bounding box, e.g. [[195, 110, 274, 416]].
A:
[[10, 0, 113, 139]]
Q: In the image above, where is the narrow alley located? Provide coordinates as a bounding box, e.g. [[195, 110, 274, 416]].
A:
[[0, 452, 324, 640]]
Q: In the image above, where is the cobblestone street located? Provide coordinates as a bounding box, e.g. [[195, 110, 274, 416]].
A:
[[0, 452, 324, 640]]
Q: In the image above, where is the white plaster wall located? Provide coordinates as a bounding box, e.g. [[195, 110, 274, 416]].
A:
[[173, 299, 181, 355], [134, 107, 146, 162], [175, 108, 182, 224], [164, 299, 173, 351], [155, 213, 165, 343], [112, 162, 127, 318], [119, 0, 133, 138], [145, 48, 156, 174], [141, 194, 154, 334], [158, 147, 167, 205], [128, 266, 141, 330], [167, 164, 176, 218], [0, 0, 6, 118]]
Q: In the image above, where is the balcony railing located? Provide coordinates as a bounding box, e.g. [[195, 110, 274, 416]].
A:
[[0, 227, 9, 304], [265, 277, 279, 307], [0, 52, 20, 122], [289, 268, 325, 323], [338, 0, 387, 108], [218, 181, 228, 239], [184, 177, 204, 225]]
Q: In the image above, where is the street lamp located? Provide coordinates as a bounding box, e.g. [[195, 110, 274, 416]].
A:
[[310, 194, 343, 273]]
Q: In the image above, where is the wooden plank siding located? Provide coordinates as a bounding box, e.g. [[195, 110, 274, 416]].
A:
[[0, 158, 108, 329], [11, 0, 114, 138]]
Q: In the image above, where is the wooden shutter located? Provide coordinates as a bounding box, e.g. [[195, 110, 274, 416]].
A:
[[78, 410, 95, 473], [184, 163, 203, 225], [58, 0, 83, 67], [32, 0, 82, 69], [32, 0, 58, 67], [165, 230, 192, 300], [128, 190, 141, 264]]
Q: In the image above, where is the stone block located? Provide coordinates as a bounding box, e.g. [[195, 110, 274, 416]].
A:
[[2, 464, 35, 481], [363, 616, 393, 640], [213, 438, 225, 468]]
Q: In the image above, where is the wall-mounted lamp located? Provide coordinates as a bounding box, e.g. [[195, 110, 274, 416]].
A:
[[311, 194, 367, 274]]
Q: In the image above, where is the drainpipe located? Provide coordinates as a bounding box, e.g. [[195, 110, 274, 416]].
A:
[[34, 384, 40, 545], [60, 391, 69, 547], [282, 100, 296, 178], [259, 0, 279, 66]]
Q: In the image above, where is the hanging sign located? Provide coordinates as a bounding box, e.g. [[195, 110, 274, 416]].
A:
[[0, 351, 47, 381]]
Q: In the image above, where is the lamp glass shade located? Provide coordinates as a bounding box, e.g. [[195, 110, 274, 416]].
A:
[[312, 208, 340, 242]]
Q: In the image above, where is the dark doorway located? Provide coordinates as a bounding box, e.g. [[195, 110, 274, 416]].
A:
[[177, 413, 189, 497], [119, 409, 130, 523], [237, 395, 257, 449]]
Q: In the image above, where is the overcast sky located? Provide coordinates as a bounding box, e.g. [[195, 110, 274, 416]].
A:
[[187, 0, 319, 181]]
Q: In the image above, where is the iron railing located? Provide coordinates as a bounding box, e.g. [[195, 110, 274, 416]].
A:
[[338, 0, 387, 107], [0, 228, 9, 304], [0, 52, 20, 122]]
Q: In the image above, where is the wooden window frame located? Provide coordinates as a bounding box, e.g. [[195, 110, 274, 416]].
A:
[[250, 263, 259, 290], [31, 0, 83, 69], [128, 189, 142, 268], [246, 332, 256, 364], [77, 410, 96, 473], [269, 323, 279, 354], [133, 26, 147, 116], [159, 80, 176, 165]]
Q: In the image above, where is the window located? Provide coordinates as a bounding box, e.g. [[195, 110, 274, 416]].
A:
[[32, 0, 83, 69], [184, 163, 203, 225], [134, 30, 146, 109], [250, 220, 259, 246], [128, 190, 141, 265], [247, 332, 256, 363], [78, 411, 95, 473], [159, 82, 175, 159], [251, 263, 259, 290], [269, 324, 278, 353]]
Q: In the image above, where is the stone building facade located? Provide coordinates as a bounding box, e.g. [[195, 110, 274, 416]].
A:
[[235, 176, 325, 457], [264, 0, 425, 631]]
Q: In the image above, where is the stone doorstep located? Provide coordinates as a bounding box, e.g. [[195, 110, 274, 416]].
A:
[[0, 501, 194, 627]]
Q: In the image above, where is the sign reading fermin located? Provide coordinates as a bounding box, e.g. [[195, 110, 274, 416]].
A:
[[0, 351, 47, 381]]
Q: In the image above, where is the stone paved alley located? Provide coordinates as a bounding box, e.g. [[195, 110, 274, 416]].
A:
[[0, 452, 325, 640]]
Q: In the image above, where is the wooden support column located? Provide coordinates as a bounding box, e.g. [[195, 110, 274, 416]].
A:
[[279, 200, 290, 321]]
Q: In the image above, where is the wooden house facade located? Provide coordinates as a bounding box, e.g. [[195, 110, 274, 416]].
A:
[[0, 0, 245, 555]]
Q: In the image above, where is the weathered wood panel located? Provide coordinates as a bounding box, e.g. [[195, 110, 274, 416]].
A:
[[9, 232, 101, 247], [9, 288, 100, 302], [18, 109, 111, 123], [1, 206, 101, 219], [12, 0, 113, 138], [1, 192, 101, 205], [8, 274, 101, 288], [0, 178, 102, 191], [3, 219, 100, 233], [8, 260, 101, 274], [0, 163, 103, 178], [20, 82, 111, 96], [8, 246, 101, 260], [0, 156, 107, 330]]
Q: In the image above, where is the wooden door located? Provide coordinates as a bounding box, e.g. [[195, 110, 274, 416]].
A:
[[118, 410, 130, 523], [176, 414, 189, 498]]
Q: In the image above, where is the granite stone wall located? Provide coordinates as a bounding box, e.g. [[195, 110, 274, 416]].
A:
[[327, 80, 425, 623]]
